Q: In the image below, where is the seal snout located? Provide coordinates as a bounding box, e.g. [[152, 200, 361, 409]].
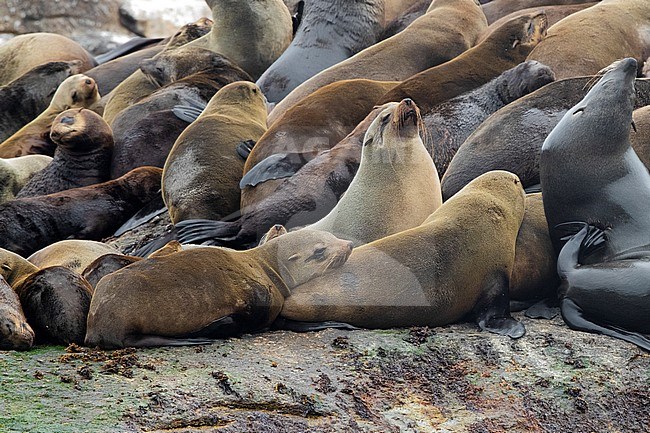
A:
[[397, 98, 421, 128]]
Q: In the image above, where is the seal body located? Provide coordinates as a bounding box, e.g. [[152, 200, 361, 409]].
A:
[[28, 240, 120, 274], [257, 0, 385, 102], [268, 0, 487, 124], [0, 275, 34, 350], [0, 75, 100, 158], [0, 167, 162, 257], [540, 58, 650, 260], [527, 0, 650, 79], [308, 99, 442, 245], [0, 155, 52, 204], [482, 0, 598, 24], [17, 108, 113, 198], [85, 230, 353, 348], [163, 82, 268, 223], [282, 171, 526, 338]]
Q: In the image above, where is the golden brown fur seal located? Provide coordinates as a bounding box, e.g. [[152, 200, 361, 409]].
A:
[[85, 229, 353, 348], [281, 170, 526, 338], [27, 240, 120, 274], [0, 275, 34, 350], [0, 75, 100, 158], [527, 0, 650, 79], [482, 0, 599, 24], [268, 0, 488, 124], [0, 155, 52, 204], [379, 12, 548, 111], [0, 33, 95, 86], [307, 99, 442, 245], [162, 82, 268, 224]]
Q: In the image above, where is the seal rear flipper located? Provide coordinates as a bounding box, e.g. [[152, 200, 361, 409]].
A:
[[236, 140, 256, 160], [475, 272, 526, 339], [524, 298, 559, 319], [186, 315, 247, 339], [272, 317, 360, 332], [94, 37, 164, 64], [131, 230, 178, 257], [123, 335, 216, 348], [172, 101, 207, 123], [524, 184, 542, 194], [113, 194, 167, 237], [561, 298, 650, 352], [239, 153, 302, 188]]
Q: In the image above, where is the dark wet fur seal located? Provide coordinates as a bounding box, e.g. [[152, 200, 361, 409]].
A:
[[110, 54, 251, 178], [14, 266, 92, 345], [423, 60, 555, 176], [257, 0, 385, 103], [17, 108, 113, 198], [0, 166, 162, 257], [441, 76, 650, 199], [0, 275, 34, 350], [0, 61, 82, 142]]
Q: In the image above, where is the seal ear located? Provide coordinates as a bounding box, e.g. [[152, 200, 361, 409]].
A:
[[287, 253, 301, 262], [512, 39, 520, 49]]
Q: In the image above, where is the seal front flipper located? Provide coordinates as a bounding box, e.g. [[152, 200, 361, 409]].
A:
[[475, 272, 526, 339], [113, 194, 167, 237], [176, 219, 241, 246], [239, 153, 303, 188], [236, 140, 256, 160], [524, 298, 559, 319], [123, 335, 216, 348], [94, 37, 164, 64], [172, 101, 207, 123], [560, 298, 650, 352], [272, 317, 360, 332]]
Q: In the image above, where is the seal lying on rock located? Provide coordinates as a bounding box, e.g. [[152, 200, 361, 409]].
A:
[[0, 275, 34, 351]]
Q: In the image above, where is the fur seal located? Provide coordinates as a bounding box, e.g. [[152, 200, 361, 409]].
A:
[[440, 76, 650, 199], [0, 155, 52, 204], [163, 82, 267, 224], [557, 224, 650, 351], [110, 53, 251, 178], [0, 60, 82, 142], [0, 275, 34, 350], [380, 0, 430, 40], [268, 0, 488, 124], [0, 166, 162, 257], [256, 0, 385, 103], [280, 170, 526, 338], [14, 266, 93, 345], [630, 106, 650, 169], [306, 99, 442, 245], [423, 60, 554, 176], [85, 229, 354, 348], [17, 109, 113, 198], [526, 0, 650, 80], [482, 0, 599, 24], [0, 248, 39, 287], [28, 240, 120, 274], [0, 33, 95, 86], [0, 75, 100, 158], [378, 12, 549, 112], [540, 58, 650, 259], [82, 253, 141, 289]]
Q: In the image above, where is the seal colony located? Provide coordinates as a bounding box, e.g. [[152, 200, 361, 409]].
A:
[[1, 0, 650, 354]]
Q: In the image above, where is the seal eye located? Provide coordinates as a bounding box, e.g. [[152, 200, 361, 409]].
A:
[[1, 264, 10, 271], [363, 138, 373, 147], [60, 116, 75, 125], [381, 114, 390, 125], [71, 91, 79, 103], [573, 107, 585, 115]]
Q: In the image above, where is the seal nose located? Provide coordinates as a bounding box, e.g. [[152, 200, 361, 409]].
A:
[[403, 98, 413, 106]]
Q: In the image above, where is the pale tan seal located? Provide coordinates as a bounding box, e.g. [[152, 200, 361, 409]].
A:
[[0, 275, 34, 350], [0, 155, 52, 204], [307, 99, 442, 245], [281, 170, 526, 338], [27, 240, 120, 274], [85, 229, 354, 348]]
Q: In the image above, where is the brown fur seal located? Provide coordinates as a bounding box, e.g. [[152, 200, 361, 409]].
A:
[[0, 33, 95, 86], [82, 253, 141, 289], [0, 60, 82, 142], [0, 248, 39, 287], [163, 82, 267, 224], [378, 12, 548, 111], [17, 109, 113, 198], [280, 170, 526, 338], [268, 0, 488, 124], [0, 275, 34, 350], [186, 0, 292, 80], [28, 240, 120, 274], [0, 155, 52, 204], [0, 166, 162, 257], [423, 60, 555, 176], [307, 99, 442, 245], [256, 0, 385, 103], [85, 229, 354, 348], [14, 266, 93, 345], [630, 106, 650, 169], [379, 0, 430, 40], [526, 0, 650, 80], [482, 0, 599, 24], [110, 54, 251, 178], [0, 75, 100, 158], [440, 76, 650, 199]]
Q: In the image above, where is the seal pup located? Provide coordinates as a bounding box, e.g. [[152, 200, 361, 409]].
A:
[[0, 75, 100, 158], [556, 224, 650, 351], [163, 82, 268, 223], [0, 275, 34, 351], [85, 230, 354, 348], [268, 0, 487, 124], [257, 0, 385, 103], [540, 58, 650, 259], [28, 240, 120, 274], [0, 60, 82, 142], [281, 170, 526, 338], [17, 109, 113, 198], [378, 12, 549, 111], [0, 33, 95, 86], [306, 99, 442, 245], [0, 167, 162, 257], [0, 155, 52, 204], [527, 0, 650, 79]]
